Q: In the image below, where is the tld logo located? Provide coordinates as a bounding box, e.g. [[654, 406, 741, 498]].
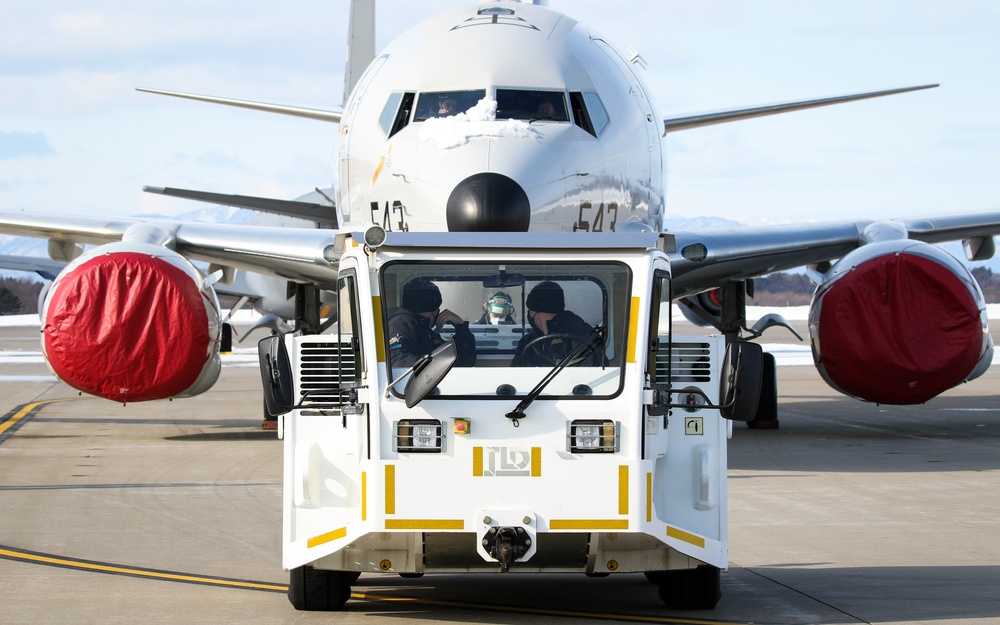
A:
[[483, 446, 532, 477]]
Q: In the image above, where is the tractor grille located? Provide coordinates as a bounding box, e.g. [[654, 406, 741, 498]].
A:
[[296, 338, 359, 410], [653, 340, 713, 384]]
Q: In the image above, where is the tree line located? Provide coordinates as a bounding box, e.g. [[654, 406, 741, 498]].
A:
[[0, 278, 43, 315]]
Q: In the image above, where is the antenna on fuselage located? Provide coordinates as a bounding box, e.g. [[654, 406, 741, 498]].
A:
[[344, 0, 376, 106]]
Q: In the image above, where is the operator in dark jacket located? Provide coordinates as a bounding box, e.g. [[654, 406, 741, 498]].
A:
[[512, 281, 602, 367], [387, 278, 476, 369]]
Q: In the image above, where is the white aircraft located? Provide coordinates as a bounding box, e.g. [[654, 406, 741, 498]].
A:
[[0, 0, 997, 414]]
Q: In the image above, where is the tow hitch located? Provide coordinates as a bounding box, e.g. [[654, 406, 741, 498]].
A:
[[477, 511, 537, 571]]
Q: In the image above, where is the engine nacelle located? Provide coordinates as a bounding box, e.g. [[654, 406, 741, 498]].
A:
[[41, 242, 223, 403], [677, 290, 723, 328], [809, 239, 993, 404]]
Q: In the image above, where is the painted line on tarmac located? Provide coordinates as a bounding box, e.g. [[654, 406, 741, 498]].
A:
[[0, 400, 744, 625], [0, 545, 286, 593], [0, 543, 753, 625], [0, 398, 79, 445], [0, 481, 276, 492]]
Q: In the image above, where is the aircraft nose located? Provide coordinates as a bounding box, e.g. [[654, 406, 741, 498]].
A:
[[446, 173, 530, 232]]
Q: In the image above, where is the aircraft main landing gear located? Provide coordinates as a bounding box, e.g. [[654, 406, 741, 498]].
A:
[[747, 351, 779, 429]]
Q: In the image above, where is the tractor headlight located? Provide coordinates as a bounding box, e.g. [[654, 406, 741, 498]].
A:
[[394, 419, 444, 453], [567, 420, 618, 453]]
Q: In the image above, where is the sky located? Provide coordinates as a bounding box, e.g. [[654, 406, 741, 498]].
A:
[[2, 0, 999, 228]]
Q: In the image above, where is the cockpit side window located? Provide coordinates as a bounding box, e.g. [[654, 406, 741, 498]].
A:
[[379, 92, 416, 138], [415, 90, 487, 121], [569, 92, 609, 137], [583, 93, 609, 135], [496, 89, 569, 122]]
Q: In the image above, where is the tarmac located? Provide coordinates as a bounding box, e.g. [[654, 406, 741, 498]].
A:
[[0, 320, 998, 625]]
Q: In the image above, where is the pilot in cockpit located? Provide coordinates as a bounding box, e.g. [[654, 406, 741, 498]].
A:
[[435, 96, 458, 117], [536, 100, 557, 118]]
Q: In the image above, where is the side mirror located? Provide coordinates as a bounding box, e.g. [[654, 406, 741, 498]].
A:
[[719, 341, 763, 422], [404, 341, 458, 408], [258, 336, 295, 417]]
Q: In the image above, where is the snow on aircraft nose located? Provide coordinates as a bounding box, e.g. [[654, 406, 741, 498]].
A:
[[391, 123, 572, 232]]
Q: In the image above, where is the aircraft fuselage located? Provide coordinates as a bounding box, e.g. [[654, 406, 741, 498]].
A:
[[338, 1, 664, 233]]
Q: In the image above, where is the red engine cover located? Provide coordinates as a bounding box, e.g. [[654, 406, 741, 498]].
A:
[[812, 251, 983, 404], [43, 252, 212, 403]]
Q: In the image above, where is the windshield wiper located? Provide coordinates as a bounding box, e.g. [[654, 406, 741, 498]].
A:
[[505, 325, 605, 427]]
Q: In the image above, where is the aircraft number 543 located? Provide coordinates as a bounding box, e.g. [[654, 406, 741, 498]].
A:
[[573, 201, 619, 232], [370, 200, 410, 232]]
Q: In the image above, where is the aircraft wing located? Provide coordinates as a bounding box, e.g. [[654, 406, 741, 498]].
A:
[[0, 251, 286, 313], [663, 85, 938, 133], [0, 254, 65, 280], [135, 88, 343, 123], [0, 211, 343, 288], [168, 221, 343, 287], [668, 210, 1000, 298], [5, 208, 999, 298], [143, 186, 339, 228]]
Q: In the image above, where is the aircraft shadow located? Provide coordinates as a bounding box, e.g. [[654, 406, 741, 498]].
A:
[[345, 566, 1000, 623], [726, 563, 1000, 623], [163, 430, 277, 442], [730, 395, 1000, 473]]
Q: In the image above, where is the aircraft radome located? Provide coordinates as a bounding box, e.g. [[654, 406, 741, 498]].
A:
[[0, 0, 997, 418]]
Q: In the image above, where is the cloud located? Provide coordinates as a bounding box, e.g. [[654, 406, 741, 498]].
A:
[[0, 131, 55, 159], [0, 178, 25, 192], [194, 151, 250, 171], [933, 125, 1000, 152]]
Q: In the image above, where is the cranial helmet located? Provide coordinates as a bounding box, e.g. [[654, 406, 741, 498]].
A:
[[486, 292, 514, 317]]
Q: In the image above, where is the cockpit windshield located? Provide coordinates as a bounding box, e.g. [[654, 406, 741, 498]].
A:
[[413, 89, 570, 123], [381, 261, 631, 400], [496, 89, 569, 122], [415, 90, 487, 121]]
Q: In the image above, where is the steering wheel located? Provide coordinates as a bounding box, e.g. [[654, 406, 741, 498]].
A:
[[521, 332, 589, 367]]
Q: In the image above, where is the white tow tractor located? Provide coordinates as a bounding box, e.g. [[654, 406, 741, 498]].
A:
[[258, 229, 761, 611]]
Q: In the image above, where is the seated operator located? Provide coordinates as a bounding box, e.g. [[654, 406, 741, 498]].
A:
[[536, 100, 557, 118], [476, 292, 516, 325], [387, 277, 476, 369], [435, 96, 459, 117], [511, 281, 602, 367]]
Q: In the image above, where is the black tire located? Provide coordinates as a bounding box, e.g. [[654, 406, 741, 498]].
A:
[[644, 571, 667, 584], [747, 352, 779, 429], [287, 566, 352, 611], [656, 566, 721, 610]]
